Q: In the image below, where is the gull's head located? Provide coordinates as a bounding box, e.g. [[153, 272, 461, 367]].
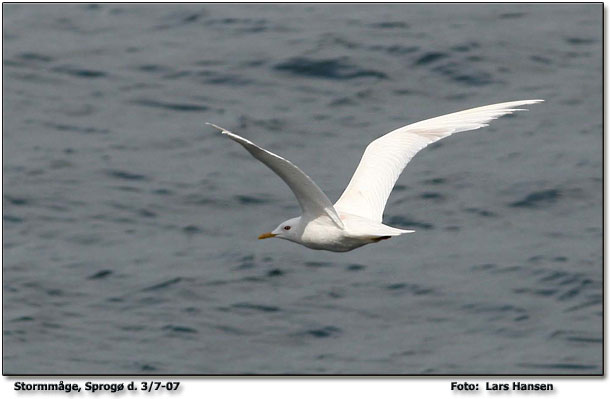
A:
[[258, 217, 302, 242]]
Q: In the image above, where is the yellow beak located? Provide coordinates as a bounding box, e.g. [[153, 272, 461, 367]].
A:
[[258, 232, 277, 240]]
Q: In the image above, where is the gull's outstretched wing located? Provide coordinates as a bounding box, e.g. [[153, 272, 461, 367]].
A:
[[208, 123, 344, 229], [334, 99, 543, 222]]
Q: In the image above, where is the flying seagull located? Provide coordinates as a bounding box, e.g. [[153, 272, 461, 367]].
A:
[[208, 99, 542, 252]]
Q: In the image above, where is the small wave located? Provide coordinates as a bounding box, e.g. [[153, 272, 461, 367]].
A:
[[550, 330, 602, 344], [136, 64, 173, 74], [498, 12, 526, 19], [346, 264, 366, 272], [266, 268, 284, 277], [234, 195, 268, 205], [105, 169, 149, 181], [112, 185, 142, 193], [514, 269, 601, 310], [213, 324, 248, 336], [509, 189, 561, 208], [182, 225, 203, 235], [142, 277, 182, 292], [88, 270, 113, 279], [234, 255, 257, 270], [462, 302, 528, 322], [421, 177, 446, 185], [470, 263, 524, 274], [17, 52, 53, 63], [231, 303, 280, 313], [43, 122, 109, 135], [3, 215, 24, 223], [464, 207, 497, 217], [154, 10, 207, 30], [431, 62, 495, 86], [204, 72, 253, 86], [387, 43, 496, 86], [163, 324, 198, 334], [450, 41, 480, 52], [52, 65, 107, 79], [565, 37, 596, 45], [274, 57, 387, 80], [414, 52, 448, 66], [132, 99, 208, 112], [139, 364, 158, 372], [206, 17, 272, 34], [329, 97, 357, 107], [304, 326, 341, 338], [382, 44, 419, 55], [385, 282, 434, 296], [235, 115, 285, 131], [305, 261, 333, 268], [530, 55, 553, 65], [152, 188, 173, 196], [11, 316, 34, 322], [138, 209, 157, 218], [518, 362, 599, 371], [4, 195, 29, 206], [419, 192, 444, 200], [369, 21, 409, 29]]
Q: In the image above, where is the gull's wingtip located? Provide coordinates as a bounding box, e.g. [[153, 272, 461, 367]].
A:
[[516, 99, 544, 111], [206, 122, 234, 136], [521, 99, 544, 105], [511, 99, 544, 105], [206, 122, 226, 132], [501, 99, 544, 112]]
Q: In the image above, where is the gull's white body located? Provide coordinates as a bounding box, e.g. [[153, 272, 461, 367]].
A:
[[285, 212, 409, 252], [209, 99, 542, 252]]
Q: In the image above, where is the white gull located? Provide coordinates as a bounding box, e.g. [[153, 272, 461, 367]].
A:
[[208, 99, 543, 252]]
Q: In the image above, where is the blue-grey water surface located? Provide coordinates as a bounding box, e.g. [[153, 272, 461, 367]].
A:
[[2, 4, 602, 374]]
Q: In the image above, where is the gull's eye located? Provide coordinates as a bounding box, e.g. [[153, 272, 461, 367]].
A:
[[283, 226, 291, 231]]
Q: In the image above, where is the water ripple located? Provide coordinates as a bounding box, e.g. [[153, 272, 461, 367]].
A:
[[274, 57, 387, 80]]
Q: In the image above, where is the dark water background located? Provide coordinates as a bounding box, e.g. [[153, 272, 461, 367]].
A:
[[2, 4, 602, 374]]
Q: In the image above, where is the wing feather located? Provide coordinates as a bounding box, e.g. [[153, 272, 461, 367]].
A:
[[334, 100, 543, 222], [209, 123, 344, 228]]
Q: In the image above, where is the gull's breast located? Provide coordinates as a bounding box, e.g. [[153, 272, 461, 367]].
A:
[[299, 217, 371, 252]]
